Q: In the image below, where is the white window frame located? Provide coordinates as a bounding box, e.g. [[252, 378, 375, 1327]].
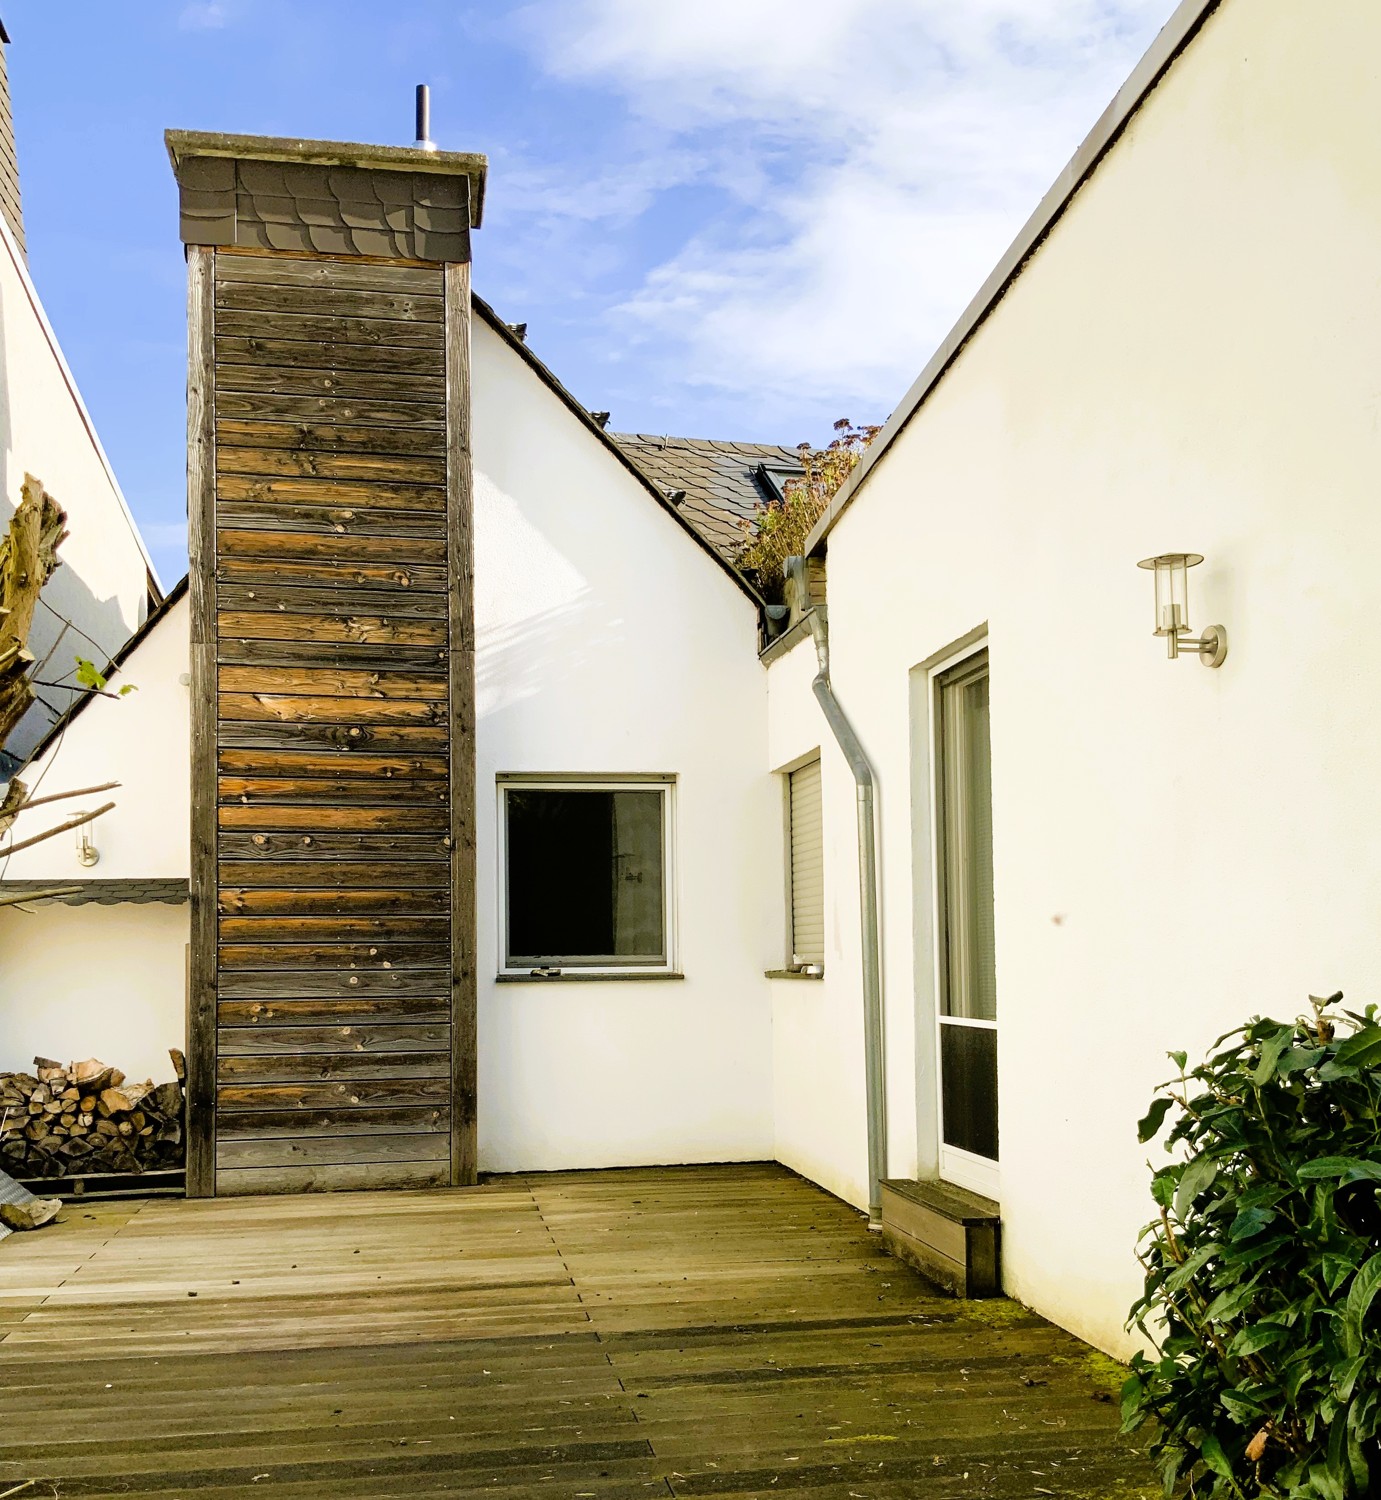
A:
[[497, 775, 678, 978], [926, 638, 999, 1201], [783, 754, 825, 972]]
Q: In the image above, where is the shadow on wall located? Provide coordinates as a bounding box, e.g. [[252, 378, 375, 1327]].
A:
[[473, 465, 635, 745], [0, 274, 135, 770], [476, 588, 628, 736]]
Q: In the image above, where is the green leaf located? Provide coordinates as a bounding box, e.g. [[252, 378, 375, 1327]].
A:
[[1322, 1254, 1360, 1295], [1176, 1156, 1219, 1224], [1251, 1025, 1295, 1085], [117, 683, 137, 696], [1333, 1026, 1381, 1070], [1150, 1166, 1177, 1210], [1220, 1389, 1264, 1424], [1197, 1432, 1234, 1480], [1298, 1157, 1381, 1182], [1165, 1242, 1219, 1293], [1343, 1253, 1381, 1357], [1168, 1050, 1188, 1072], [1230, 1321, 1290, 1356], [1229, 1206, 1275, 1240], [1333, 1354, 1367, 1401], [1138, 1096, 1174, 1144], [74, 656, 108, 691]]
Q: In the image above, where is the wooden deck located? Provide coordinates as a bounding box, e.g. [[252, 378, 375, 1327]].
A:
[[0, 1164, 1154, 1498]]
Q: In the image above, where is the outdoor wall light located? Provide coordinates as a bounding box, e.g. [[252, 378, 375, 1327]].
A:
[[1136, 553, 1228, 667], [75, 813, 100, 868]]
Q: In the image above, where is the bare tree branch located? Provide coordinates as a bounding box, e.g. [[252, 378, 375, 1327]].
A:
[[14, 781, 120, 813], [0, 887, 82, 909]]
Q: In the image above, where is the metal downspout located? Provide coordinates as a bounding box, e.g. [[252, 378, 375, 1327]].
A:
[[801, 596, 886, 1228]]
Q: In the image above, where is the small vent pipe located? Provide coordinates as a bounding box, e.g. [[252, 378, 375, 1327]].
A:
[[415, 84, 437, 152]]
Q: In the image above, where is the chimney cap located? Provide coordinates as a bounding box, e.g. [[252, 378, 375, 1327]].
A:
[[165, 129, 488, 227]]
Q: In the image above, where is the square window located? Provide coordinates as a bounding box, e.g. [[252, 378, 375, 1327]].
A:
[[500, 781, 673, 972]]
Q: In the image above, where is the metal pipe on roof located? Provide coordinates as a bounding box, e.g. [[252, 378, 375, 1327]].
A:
[[415, 84, 437, 152], [788, 558, 886, 1227]]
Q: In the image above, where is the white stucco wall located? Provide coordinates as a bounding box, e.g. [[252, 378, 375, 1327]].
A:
[[1, 592, 190, 882], [472, 318, 776, 1170], [765, 633, 878, 1211], [0, 902, 187, 1085], [0, 592, 190, 1078], [0, 215, 156, 763], [790, 0, 1381, 1356]]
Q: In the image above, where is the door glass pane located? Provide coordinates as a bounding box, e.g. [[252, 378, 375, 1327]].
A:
[[506, 788, 665, 966], [940, 1023, 998, 1160], [940, 664, 996, 1022]]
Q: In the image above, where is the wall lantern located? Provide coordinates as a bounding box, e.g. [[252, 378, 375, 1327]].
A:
[[1136, 553, 1227, 667], [75, 812, 100, 868]]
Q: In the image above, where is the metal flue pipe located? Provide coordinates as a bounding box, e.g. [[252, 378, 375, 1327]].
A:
[[415, 85, 437, 151]]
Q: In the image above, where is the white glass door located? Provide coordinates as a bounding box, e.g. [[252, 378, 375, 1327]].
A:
[[934, 648, 999, 1199]]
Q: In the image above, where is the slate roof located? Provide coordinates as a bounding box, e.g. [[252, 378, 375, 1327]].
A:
[[0, 879, 188, 906], [610, 435, 805, 564], [165, 131, 486, 261]]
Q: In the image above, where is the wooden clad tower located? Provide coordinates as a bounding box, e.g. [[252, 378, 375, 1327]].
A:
[[168, 131, 485, 1196]]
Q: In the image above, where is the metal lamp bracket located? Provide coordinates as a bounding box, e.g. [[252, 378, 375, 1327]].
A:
[[1167, 623, 1228, 668]]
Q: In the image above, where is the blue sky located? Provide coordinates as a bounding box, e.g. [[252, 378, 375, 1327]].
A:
[[7, 0, 1177, 587]]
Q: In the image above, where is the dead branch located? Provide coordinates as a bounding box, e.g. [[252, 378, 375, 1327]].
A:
[[0, 888, 82, 909], [0, 801, 115, 860], [0, 476, 68, 752], [0, 777, 24, 837], [14, 781, 120, 813]]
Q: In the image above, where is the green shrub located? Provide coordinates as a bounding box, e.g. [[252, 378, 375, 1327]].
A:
[[1123, 994, 1381, 1497]]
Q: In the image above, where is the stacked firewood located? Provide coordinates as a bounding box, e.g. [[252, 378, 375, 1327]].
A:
[[0, 1052, 185, 1179]]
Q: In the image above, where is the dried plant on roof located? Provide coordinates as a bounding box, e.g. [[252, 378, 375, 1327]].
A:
[[736, 419, 881, 602]]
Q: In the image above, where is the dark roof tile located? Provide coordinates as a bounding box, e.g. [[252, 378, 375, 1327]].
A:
[[0, 879, 189, 906], [610, 433, 803, 564]]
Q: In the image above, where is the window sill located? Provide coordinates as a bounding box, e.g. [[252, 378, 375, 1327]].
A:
[[495, 971, 686, 984], [765, 968, 825, 981]]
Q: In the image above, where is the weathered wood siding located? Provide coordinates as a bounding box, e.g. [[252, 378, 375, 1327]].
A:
[[191, 246, 474, 1195]]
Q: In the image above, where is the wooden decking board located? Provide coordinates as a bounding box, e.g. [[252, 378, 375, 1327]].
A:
[[0, 1165, 1151, 1497]]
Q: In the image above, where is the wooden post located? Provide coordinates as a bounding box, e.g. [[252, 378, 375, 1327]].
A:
[[446, 258, 477, 1186], [185, 245, 218, 1199]]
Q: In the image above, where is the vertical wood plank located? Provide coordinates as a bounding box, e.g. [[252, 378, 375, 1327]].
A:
[[445, 257, 478, 1187], [186, 245, 218, 1199]]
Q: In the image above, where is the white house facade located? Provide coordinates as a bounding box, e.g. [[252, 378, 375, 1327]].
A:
[[3, 0, 1378, 1363], [768, 0, 1381, 1355], [0, 300, 785, 1179]]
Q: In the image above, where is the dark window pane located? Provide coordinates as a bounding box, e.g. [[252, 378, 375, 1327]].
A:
[[506, 789, 665, 966], [940, 1023, 998, 1160]]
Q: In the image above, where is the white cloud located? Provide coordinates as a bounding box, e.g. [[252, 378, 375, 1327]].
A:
[[178, 2, 231, 31], [514, 0, 1180, 425]]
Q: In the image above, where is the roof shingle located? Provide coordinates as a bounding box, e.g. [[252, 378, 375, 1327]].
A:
[[610, 434, 803, 564]]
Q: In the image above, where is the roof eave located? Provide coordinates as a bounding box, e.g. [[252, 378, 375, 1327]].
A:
[[164, 130, 489, 228], [803, 0, 1224, 557]]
